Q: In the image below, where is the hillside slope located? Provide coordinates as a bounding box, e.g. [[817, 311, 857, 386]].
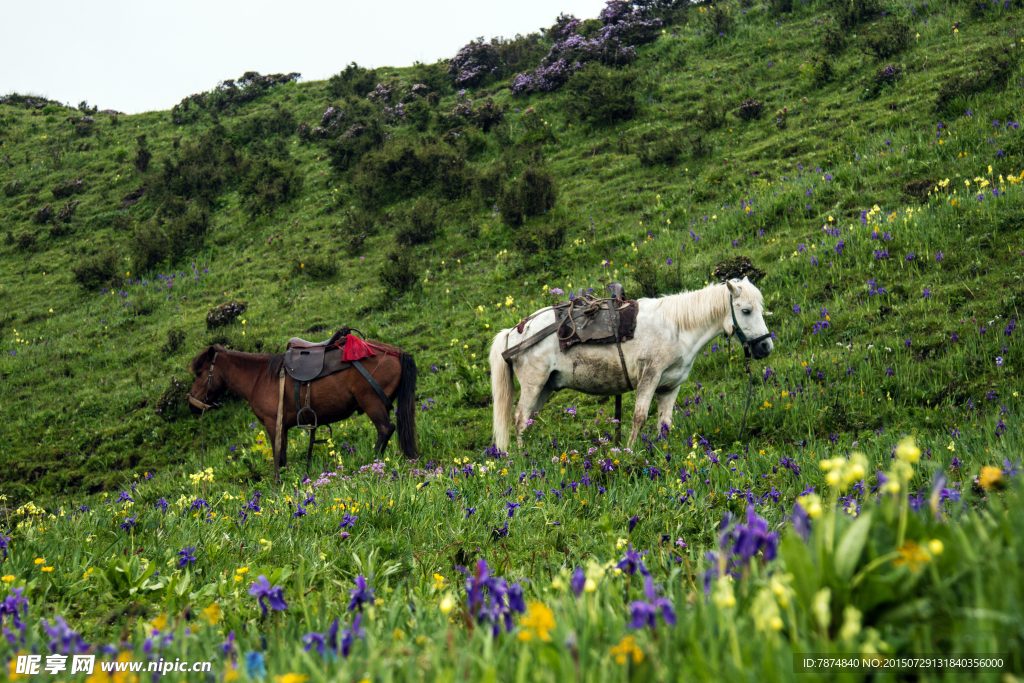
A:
[[1, 0, 1022, 499]]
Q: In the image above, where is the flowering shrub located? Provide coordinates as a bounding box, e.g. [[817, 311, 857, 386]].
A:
[[448, 39, 502, 88], [171, 71, 300, 125], [736, 98, 765, 121], [206, 300, 248, 330]]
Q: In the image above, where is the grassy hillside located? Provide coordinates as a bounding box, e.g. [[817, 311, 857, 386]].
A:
[[4, 0, 1024, 679], [0, 0, 1021, 502]]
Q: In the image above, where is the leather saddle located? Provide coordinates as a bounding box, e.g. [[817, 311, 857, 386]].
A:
[[285, 328, 351, 382]]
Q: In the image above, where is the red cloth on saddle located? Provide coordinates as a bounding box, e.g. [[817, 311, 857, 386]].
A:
[[341, 334, 376, 362]]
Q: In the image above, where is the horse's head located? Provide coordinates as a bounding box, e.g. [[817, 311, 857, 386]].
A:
[[725, 278, 773, 360], [187, 345, 228, 412]]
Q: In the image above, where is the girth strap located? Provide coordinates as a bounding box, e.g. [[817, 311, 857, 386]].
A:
[[353, 359, 393, 412]]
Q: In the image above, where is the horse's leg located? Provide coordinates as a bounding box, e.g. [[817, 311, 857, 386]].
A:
[[628, 380, 659, 446], [513, 383, 553, 449], [355, 386, 396, 455], [655, 385, 682, 435]]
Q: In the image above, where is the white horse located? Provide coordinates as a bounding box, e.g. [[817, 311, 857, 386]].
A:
[[489, 278, 773, 451]]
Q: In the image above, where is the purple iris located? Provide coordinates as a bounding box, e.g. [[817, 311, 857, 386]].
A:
[[177, 546, 197, 568], [629, 576, 677, 629], [347, 574, 375, 612], [570, 566, 586, 597], [339, 514, 358, 529], [248, 575, 288, 616], [616, 543, 650, 577]]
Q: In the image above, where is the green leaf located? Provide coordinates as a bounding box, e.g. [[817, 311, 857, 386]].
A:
[[835, 511, 873, 581], [780, 533, 817, 612], [175, 568, 191, 596]]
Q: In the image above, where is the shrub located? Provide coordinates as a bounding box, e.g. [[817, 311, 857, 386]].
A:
[[206, 300, 248, 329], [711, 255, 766, 283], [564, 64, 640, 126], [826, 0, 881, 29], [113, 147, 129, 163], [396, 198, 441, 246], [295, 254, 339, 280], [230, 106, 295, 147], [875, 63, 904, 88], [860, 17, 911, 60], [497, 165, 557, 227], [774, 108, 789, 130], [686, 130, 714, 158], [822, 23, 847, 55], [163, 328, 186, 355], [129, 204, 210, 270], [511, 215, 566, 254], [448, 39, 503, 88], [239, 157, 303, 218], [72, 249, 121, 290], [492, 34, 548, 76], [154, 376, 190, 421], [701, 5, 734, 39], [2, 179, 19, 197], [631, 252, 662, 298], [769, 0, 793, 14], [171, 71, 300, 124], [696, 96, 728, 131], [338, 209, 377, 255], [326, 119, 385, 172], [736, 98, 765, 121], [934, 45, 1018, 112], [353, 141, 469, 206], [445, 97, 509, 133], [134, 134, 152, 173], [326, 63, 378, 99], [159, 129, 240, 206], [807, 57, 837, 87], [33, 205, 53, 224], [378, 247, 417, 299], [55, 200, 80, 225], [51, 179, 85, 199], [637, 128, 685, 166]]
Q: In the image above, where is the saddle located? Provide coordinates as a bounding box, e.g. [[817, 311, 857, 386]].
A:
[[285, 328, 353, 382], [501, 283, 638, 389]]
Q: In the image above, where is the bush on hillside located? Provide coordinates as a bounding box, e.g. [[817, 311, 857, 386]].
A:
[[353, 142, 470, 206], [769, 0, 793, 14], [338, 209, 377, 255], [934, 45, 1019, 113], [162, 328, 186, 355], [822, 22, 847, 55], [206, 300, 247, 330], [448, 39, 502, 88], [129, 203, 211, 270], [696, 95, 728, 131], [159, 128, 240, 206], [154, 376, 190, 421], [51, 179, 85, 199], [326, 63, 378, 99], [294, 254, 339, 280], [379, 247, 417, 299], [736, 98, 765, 121], [239, 157, 304, 218], [171, 71, 300, 125], [701, 5, 734, 39], [33, 205, 53, 224], [2, 180, 20, 197], [826, 0, 881, 29], [511, 215, 567, 254], [637, 127, 685, 166], [860, 17, 911, 60], [326, 119, 386, 172], [563, 65, 640, 127], [497, 165, 557, 227], [231, 106, 296, 146], [134, 135, 152, 173], [396, 198, 441, 246], [444, 97, 509, 133], [72, 249, 121, 290]]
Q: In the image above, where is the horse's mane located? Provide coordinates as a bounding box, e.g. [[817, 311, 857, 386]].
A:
[[655, 281, 762, 332]]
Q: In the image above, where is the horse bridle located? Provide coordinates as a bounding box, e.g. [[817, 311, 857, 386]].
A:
[[728, 296, 772, 358], [187, 352, 223, 411]]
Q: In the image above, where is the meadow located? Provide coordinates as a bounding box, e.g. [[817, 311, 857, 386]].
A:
[[1, 0, 1023, 678]]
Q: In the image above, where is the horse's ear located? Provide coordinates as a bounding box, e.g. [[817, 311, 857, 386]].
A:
[[726, 280, 741, 297], [189, 346, 215, 375], [741, 275, 751, 284]]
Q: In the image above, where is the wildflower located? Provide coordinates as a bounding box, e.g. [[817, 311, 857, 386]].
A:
[[517, 601, 555, 641], [893, 540, 930, 571], [812, 588, 831, 629], [795, 492, 823, 519], [339, 514, 358, 529], [119, 515, 137, 532], [978, 466, 1004, 491], [628, 515, 640, 533], [628, 576, 677, 628], [177, 546, 197, 568], [610, 634, 644, 664], [439, 593, 455, 614], [202, 602, 222, 626], [248, 575, 288, 616], [712, 577, 736, 609], [752, 588, 784, 633], [570, 566, 586, 597], [616, 543, 650, 577], [895, 436, 921, 463], [348, 574, 375, 611]]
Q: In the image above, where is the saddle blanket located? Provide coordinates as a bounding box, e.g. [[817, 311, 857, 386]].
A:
[[341, 334, 376, 362]]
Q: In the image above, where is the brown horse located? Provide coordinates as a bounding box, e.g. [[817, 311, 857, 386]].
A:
[[187, 342, 418, 480]]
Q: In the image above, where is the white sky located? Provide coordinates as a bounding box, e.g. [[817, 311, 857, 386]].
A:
[[2, 1, 609, 114]]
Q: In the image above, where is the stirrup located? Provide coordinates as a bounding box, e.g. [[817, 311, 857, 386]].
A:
[[296, 407, 317, 431]]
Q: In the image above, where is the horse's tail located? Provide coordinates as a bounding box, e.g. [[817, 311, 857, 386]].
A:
[[396, 351, 419, 459], [490, 329, 515, 452]]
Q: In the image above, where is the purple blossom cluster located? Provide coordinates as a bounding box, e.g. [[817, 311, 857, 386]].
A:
[[459, 559, 526, 637]]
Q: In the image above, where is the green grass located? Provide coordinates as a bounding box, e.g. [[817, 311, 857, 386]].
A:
[[1, 0, 1024, 678]]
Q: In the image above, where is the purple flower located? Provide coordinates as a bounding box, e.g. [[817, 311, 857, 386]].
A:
[[42, 616, 90, 655], [458, 559, 525, 637], [0, 535, 10, 562], [935, 252, 944, 262], [628, 576, 676, 629], [249, 575, 288, 616], [0, 587, 29, 630], [340, 514, 358, 529], [177, 546, 197, 568], [790, 504, 811, 542], [505, 502, 521, 518], [347, 574, 375, 612], [616, 543, 650, 577], [570, 566, 586, 597], [465, 507, 476, 518], [116, 490, 134, 504], [155, 498, 168, 513], [628, 515, 640, 533], [119, 515, 137, 532], [996, 356, 1004, 367]]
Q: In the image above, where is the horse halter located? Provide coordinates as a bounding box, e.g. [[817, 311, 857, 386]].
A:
[[187, 352, 223, 411], [728, 296, 773, 358]]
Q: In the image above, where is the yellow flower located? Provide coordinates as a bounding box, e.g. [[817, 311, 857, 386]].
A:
[[894, 540, 930, 572], [34, 558, 45, 565], [152, 613, 168, 631], [41, 566, 54, 573], [202, 602, 222, 626], [978, 466, 1004, 491], [432, 573, 447, 590], [505, 296, 514, 307], [712, 577, 736, 609], [796, 493, 823, 519], [439, 593, 455, 614], [274, 675, 308, 683], [517, 601, 555, 642], [1, 575, 14, 582], [896, 436, 920, 463], [224, 665, 239, 682], [9, 650, 29, 681], [928, 539, 944, 556], [609, 635, 644, 664]]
